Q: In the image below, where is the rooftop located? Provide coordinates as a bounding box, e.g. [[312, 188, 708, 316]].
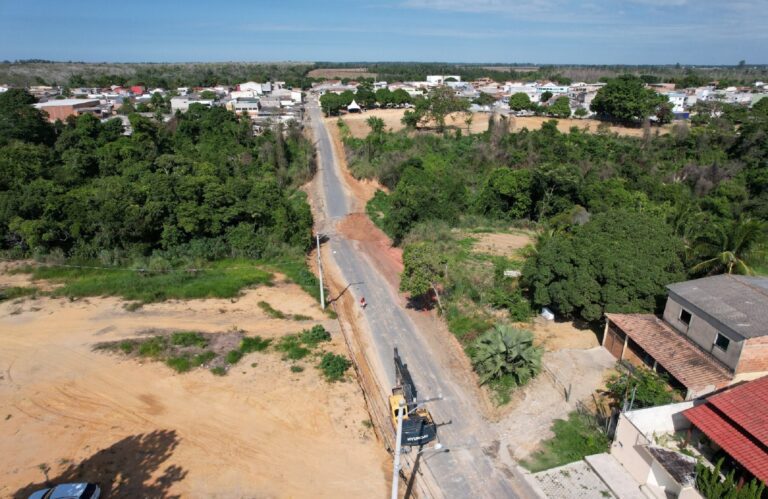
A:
[[683, 376, 768, 482], [606, 314, 733, 391], [33, 99, 100, 107], [667, 275, 768, 340]]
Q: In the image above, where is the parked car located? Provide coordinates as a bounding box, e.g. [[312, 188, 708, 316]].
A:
[[29, 483, 100, 499]]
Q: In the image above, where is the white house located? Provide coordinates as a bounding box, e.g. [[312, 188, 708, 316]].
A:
[[426, 75, 461, 85], [170, 95, 214, 113]]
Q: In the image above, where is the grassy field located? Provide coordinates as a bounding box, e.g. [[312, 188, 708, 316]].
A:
[[16, 259, 275, 303], [522, 411, 610, 472]]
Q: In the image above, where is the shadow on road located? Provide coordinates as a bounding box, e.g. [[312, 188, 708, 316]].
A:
[[327, 281, 363, 304], [13, 429, 186, 499]]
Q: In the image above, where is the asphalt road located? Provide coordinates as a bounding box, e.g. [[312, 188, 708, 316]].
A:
[[308, 101, 536, 498]]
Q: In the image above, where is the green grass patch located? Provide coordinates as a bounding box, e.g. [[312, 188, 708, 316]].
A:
[[137, 337, 168, 358], [171, 331, 208, 348], [522, 411, 610, 472], [240, 336, 271, 353], [267, 259, 326, 304], [27, 259, 272, 303], [118, 341, 136, 354], [292, 314, 312, 321], [318, 352, 351, 382], [290, 365, 305, 373], [275, 335, 311, 361], [488, 375, 519, 405], [366, 190, 393, 235], [258, 300, 286, 319], [299, 325, 331, 347], [193, 351, 216, 366], [0, 286, 38, 302], [211, 366, 226, 376], [446, 305, 493, 344], [225, 349, 244, 365], [166, 356, 193, 373]]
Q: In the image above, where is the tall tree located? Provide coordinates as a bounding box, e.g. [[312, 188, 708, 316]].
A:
[[590, 74, 668, 125], [690, 218, 767, 275], [0, 89, 55, 146]]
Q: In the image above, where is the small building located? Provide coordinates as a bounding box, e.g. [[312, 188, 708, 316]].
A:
[[603, 275, 768, 399], [170, 95, 214, 113], [33, 99, 105, 122], [682, 375, 768, 485]]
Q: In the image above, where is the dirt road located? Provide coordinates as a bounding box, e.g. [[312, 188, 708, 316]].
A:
[[0, 275, 388, 498], [308, 99, 538, 498]]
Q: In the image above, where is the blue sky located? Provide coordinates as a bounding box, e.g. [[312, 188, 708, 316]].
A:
[[1, 0, 765, 64]]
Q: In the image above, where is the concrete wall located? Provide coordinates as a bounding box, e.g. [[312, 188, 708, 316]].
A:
[[663, 298, 743, 370], [611, 414, 653, 484], [625, 401, 697, 436]]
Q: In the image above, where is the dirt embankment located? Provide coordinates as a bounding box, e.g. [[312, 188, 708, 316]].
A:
[[335, 108, 671, 139], [0, 271, 388, 498]]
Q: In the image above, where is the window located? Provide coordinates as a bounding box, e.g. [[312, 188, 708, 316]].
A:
[[679, 309, 692, 326], [714, 333, 730, 351]]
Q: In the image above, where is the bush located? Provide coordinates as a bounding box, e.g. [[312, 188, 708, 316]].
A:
[[137, 337, 167, 357], [605, 366, 678, 409], [318, 352, 351, 382], [240, 336, 271, 353], [170, 331, 208, 348], [470, 325, 542, 387], [211, 366, 227, 376], [193, 351, 216, 366], [523, 411, 610, 472], [166, 356, 192, 373], [696, 458, 765, 499], [300, 325, 331, 346], [118, 341, 135, 354], [275, 335, 311, 360], [290, 365, 304, 373], [225, 349, 244, 365]]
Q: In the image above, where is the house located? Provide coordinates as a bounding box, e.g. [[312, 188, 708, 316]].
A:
[[682, 375, 768, 485], [130, 85, 145, 95], [33, 99, 106, 122], [603, 275, 768, 399], [426, 75, 461, 85], [170, 95, 214, 113]]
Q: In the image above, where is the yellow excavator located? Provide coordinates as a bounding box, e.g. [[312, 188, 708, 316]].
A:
[[388, 348, 437, 447]]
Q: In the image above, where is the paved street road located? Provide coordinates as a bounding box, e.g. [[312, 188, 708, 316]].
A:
[[308, 101, 537, 498]]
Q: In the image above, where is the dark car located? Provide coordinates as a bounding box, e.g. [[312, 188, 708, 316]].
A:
[[28, 483, 101, 499]]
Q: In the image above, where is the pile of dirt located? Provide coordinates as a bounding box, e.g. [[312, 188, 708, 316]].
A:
[[469, 231, 535, 257]]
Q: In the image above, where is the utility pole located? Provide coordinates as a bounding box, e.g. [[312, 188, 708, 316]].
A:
[[316, 232, 325, 309], [391, 400, 405, 499]]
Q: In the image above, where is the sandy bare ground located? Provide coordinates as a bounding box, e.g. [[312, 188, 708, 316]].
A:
[[336, 108, 670, 139], [527, 317, 601, 352], [0, 273, 388, 498], [468, 231, 535, 257]]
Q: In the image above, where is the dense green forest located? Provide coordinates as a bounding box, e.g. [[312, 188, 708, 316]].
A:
[[343, 96, 768, 331], [0, 89, 315, 265]]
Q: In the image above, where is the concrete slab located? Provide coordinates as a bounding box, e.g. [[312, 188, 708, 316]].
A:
[[585, 453, 646, 499], [533, 461, 616, 499]]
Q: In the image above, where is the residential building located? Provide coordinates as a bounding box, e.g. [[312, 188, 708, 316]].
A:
[[426, 75, 461, 85], [170, 95, 214, 113], [33, 99, 106, 122], [603, 275, 768, 398]]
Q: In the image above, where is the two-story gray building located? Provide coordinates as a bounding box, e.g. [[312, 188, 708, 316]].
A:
[[602, 275, 768, 399]]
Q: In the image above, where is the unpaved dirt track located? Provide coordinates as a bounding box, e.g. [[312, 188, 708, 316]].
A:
[[308, 100, 538, 498]]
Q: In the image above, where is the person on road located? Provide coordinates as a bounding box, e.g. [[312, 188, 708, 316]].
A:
[[360, 296, 367, 309]]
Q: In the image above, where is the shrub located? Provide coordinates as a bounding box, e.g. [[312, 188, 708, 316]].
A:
[[300, 325, 331, 346], [605, 366, 678, 409], [166, 356, 192, 373], [292, 314, 312, 321], [240, 336, 271, 353], [469, 325, 542, 386], [523, 411, 610, 472], [290, 365, 304, 373], [193, 351, 216, 366], [118, 341, 135, 354], [170, 331, 208, 348], [137, 337, 167, 357], [275, 335, 311, 360], [318, 352, 351, 382], [225, 349, 244, 365], [696, 458, 765, 499], [211, 366, 226, 376]]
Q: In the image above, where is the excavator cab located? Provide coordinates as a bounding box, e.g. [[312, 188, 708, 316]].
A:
[[389, 348, 437, 447]]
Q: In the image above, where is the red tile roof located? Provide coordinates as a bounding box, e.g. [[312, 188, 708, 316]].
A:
[[683, 376, 768, 483], [606, 314, 733, 391]]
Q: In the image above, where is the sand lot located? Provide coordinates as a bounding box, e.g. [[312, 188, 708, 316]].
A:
[[0, 270, 388, 498], [337, 108, 670, 139]]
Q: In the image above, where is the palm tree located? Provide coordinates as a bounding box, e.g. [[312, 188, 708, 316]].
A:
[[690, 218, 767, 276], [470, 325, 542, 386]]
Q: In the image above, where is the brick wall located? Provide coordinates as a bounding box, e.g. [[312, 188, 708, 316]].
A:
[[735, 336, 768, 375]]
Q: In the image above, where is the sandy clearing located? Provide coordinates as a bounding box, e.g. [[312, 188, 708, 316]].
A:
[[524, 317, 600, 352], [0, 274, 388, 498], [335, 108, 671, 139], [468, 231, 535, 257]]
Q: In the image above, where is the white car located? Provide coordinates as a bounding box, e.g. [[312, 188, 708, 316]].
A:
[[28, 483, 100, 499]]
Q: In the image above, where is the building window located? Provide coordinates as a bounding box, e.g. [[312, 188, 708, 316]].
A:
[[714, 333, 730, 351], [680, 309, 692, 326]]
